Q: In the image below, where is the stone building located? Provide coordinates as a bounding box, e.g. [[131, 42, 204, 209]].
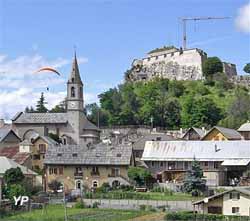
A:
[[0, 123, 21, 148], [127, 46, 237, 82], [44, 143, 134, 190], [12, 53, 100, 146]]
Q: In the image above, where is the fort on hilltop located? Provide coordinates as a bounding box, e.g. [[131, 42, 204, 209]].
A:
[[126, 46, 245, 83]]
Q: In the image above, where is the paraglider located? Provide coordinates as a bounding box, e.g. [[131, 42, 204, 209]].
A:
[[34, 67, 61, 76]]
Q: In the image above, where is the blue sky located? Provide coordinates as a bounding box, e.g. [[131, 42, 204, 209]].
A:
[[0, 0, 249, 119]]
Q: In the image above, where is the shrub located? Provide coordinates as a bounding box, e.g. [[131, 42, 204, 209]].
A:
[[92, 202, 100, 208], [139, 205, 146, 211], [74, 201, 85, 209]]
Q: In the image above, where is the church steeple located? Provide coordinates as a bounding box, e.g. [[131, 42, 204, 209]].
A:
[[68, 51, 83, 85], [66, 52, 84, 112]]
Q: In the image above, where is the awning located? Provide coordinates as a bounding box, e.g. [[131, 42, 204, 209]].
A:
[[221, 159, 250, 166]]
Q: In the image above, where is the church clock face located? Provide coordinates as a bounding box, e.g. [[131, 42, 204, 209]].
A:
[[69, 101, 77, 108]]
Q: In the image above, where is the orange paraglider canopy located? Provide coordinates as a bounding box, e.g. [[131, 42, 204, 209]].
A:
[[34, 67, 61, 76]]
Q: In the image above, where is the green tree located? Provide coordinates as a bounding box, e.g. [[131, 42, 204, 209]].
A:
[[6, 184, 26, 204], [128, 167, 152, 187], [85, 103, 108, 126], [183, 160, 206, 196], [3, 167, 25, 185], [181, 96, 222, 128], [243, 63, 250, 74], [36, 92, 48, 113], [203, 57, 223, 79], [50, 100, 66, 113]]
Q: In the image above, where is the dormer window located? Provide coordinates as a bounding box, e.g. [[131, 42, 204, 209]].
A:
[[71, 87, 75, 97]]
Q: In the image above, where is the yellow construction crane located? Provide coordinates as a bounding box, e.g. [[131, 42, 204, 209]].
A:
[[181, 16, 231, 49]]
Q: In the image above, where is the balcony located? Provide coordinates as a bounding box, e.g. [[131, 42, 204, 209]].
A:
[[74, 172, 83, 178], [91, 171, 100, 177]]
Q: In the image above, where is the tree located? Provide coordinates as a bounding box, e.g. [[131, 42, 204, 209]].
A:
[[36, 92, 48, 113], [50, 100, 66, 113], [25, 106, 35, 113], [48, 180, 62, 194], [3, 167, 25, 186], [181, 96, 222, 128], [128, 167, 153, 187], [48, 133, 61, 143], [6, 184, 26, 204], [183, 160, 206, 196], [85, 103, 108, 126], [243, 63, 250, 74], [203, 57, 223, 79]]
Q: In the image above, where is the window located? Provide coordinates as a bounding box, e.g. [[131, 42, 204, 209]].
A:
[[49, 167, 58, 175], [79, 87, 83, 98], [56, 128, 60, 136], [33, 154, 40, 160], [92, 180, 98, 188], [75, 180, 82, 189], [160, 162, 164, 167], [72, 153, 78, 157], [39, 144, 46, 153], [214, 162, 220, 169], [232, 207, 239, 214], [71, 87, 75, 97], [72, 78, 75, 82], [151, 161, 155, 167], [63, 138, 67, 145], [59, 167, 63, 175], [111, 168, 120, 177], [184, 162, 189, 170], [57, 153, 62, 157], [91, 166, 99, 176], [156, 137, 161, 141], [230, 192, 240, 200]]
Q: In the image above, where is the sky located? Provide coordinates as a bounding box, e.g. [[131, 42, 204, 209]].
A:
[[0, 0, 249, 120]]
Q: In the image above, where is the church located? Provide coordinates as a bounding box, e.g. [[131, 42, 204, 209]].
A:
[[12, 53, 100, 145]]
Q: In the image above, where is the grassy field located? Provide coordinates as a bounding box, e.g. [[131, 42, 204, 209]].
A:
[[0, 205, 150, 221]]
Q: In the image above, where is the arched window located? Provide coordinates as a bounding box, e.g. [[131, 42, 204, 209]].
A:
[[92, 180, 98, 188], [71, 87, 75, 97], [75, 180, 82, 189], [79, 87, 83, 98]]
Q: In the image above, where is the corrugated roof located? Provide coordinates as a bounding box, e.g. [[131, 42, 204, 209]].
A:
[[0, 156, 36, 176], [238, 121, 250, 132], [13, 112, 68, 124], [44, 143, 132, 166], [133, 134, 176, 151], [142, 140, 250, 161], [202, 126, 242, 140]]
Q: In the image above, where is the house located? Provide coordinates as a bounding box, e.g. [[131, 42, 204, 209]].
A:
[[201, 126, 242, 141], [19, 135, 58, 171], [0, 124, 21, 148], [12, 53, 100, 146], [193, 188, 250, 216], [44, 143, 134, 191], [0, 156, 37, 202], [0, 146, 31, 168], [238, 121, 250, 140], [132, 133, 176, 160], [141, 140, 250, 186], [182, 127, 206, 140]]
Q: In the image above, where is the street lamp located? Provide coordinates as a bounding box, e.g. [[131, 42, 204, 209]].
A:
[[63, 176, 70, 221]]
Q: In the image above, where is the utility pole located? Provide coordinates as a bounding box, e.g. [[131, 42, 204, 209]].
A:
[[181, 16, 231, 50]]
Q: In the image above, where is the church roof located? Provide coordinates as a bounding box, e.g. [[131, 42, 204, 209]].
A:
[[82, 119, 100, 131], [12, 112, 68, 124], [44, 143, 132, 166], [68, 52, 83, 85]]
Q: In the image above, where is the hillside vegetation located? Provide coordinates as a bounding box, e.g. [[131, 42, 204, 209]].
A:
[[86, 77, 250, 130]]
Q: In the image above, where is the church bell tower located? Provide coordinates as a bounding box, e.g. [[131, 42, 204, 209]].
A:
[[66, 52, 84, 112]]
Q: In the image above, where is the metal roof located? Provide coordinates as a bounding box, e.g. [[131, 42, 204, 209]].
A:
[[0, 156, 36, 176], [44, 143, 133, 166], [238, 121, 250, 132], [142, 140, 250, 161], [202, 126, 242, 140]]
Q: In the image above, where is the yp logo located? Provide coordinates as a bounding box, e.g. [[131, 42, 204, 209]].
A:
[[13, 196, 29, 206]]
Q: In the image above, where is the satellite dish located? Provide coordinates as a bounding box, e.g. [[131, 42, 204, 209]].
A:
[[204, 198, 209, 203]]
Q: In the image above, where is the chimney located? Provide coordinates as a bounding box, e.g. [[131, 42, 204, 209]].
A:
[[0, 119, 4, 128]]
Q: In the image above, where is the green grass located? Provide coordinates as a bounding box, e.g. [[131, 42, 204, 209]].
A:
[[0, 205, 150, 221]]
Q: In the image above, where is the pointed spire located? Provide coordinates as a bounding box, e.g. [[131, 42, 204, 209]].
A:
[[68, 49, 83, 85]]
